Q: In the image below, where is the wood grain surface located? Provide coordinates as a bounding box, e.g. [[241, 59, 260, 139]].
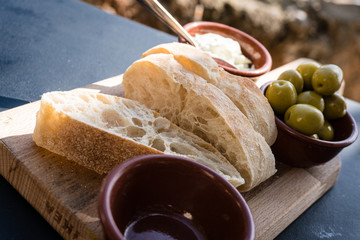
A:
[[0, 59, 341, 240]]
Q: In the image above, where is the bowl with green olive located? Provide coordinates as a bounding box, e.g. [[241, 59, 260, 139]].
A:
[[261, 64, 358, 168]]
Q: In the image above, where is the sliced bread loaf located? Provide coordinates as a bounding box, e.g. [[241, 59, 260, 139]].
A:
[[142, 42, 277, 146], [123, 54, 276, 191], [33, 91, 244, 187]]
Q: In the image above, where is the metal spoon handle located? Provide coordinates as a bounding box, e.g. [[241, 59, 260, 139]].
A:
[[136, 0, 198, 47]]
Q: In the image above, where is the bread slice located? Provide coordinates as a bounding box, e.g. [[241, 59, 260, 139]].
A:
[[122, 54, 276, 191], [33, 91, 244, 187], [142, 42, 277, 146]]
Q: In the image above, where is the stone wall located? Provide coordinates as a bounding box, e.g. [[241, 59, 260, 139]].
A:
[[81, 0, 360, 102]]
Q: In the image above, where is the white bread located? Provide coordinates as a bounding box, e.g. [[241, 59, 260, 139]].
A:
[[33, 91, 244, 187], [142, 42, 277, 146], [122, 54, 276, 191]]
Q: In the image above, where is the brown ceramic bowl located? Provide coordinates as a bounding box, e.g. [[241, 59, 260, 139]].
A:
[[261, 82, 358, 168], [179, 21, 272, 77], [98, 154, 255, 240]]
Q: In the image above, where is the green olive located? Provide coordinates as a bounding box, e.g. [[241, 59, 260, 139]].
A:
[[297, 91, 325, 112], [277, 69, 304, 93], [296, 62, 321, 90], [284, 104, 325, 135], [266, 80, 297, 115], [323, 93, 347, 120], [318, 121, 335, 141], [312, 64, 343, 96], [310, 133, 320, 139]]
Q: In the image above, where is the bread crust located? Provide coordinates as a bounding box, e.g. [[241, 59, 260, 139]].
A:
[[143, 42, 277, 145], [123, 54, 276, 191], [33, 99, 161, 174], [33, 91, 244, 187]]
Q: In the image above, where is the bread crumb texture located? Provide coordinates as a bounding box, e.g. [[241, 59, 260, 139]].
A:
[[143, 42, 277, 146], [33, 91, 244, 187], [123, 52, 276, 191]]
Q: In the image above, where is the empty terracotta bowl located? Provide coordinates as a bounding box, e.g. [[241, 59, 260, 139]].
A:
[[179, 21, 272, 77], [261, 82, 358, 168], [98, 154, 255, 240]]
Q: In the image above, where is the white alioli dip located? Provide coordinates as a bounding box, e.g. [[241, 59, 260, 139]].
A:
[[193, 33, 253, 70]]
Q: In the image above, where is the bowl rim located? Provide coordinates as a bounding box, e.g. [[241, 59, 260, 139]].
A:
[[98, 154, 255, 240], [260, 81, 359, 147], [181, 21, 272, 77]]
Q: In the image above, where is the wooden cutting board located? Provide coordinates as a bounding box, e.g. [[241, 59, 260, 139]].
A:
[[0, 59, 341, 240]]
